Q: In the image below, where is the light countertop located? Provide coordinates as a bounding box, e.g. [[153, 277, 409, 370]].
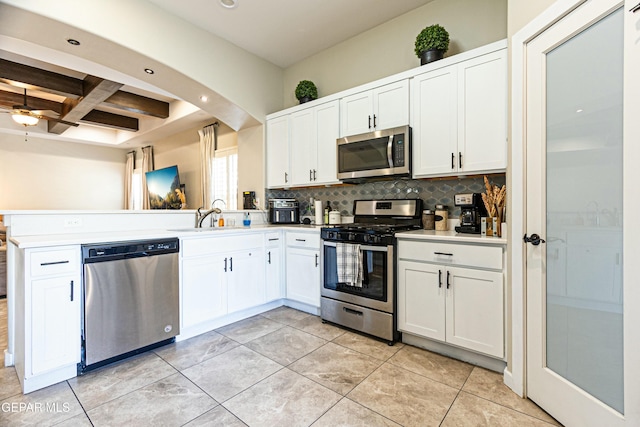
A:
[[10, 224, 321, 249], [397, 229, 507, 245]]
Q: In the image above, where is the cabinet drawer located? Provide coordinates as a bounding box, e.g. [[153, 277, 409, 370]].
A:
[[30, 248, 79, 277], [286, 232, 320, 249], [182, 234, 263, 257], [398, 240, 502, 270], [265, 232, 282, 246]]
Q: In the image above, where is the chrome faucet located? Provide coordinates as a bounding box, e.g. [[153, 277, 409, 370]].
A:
[[194, 199, 227, 228]]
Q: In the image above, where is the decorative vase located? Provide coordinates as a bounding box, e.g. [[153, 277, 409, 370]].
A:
[[298, 96, 313, 104], [420, 49, 444, 65]]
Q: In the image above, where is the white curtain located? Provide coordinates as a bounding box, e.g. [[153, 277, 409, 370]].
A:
[[141, 146, 154, 209], [124, 151, 135, 210], [199, 123, 218, 209]]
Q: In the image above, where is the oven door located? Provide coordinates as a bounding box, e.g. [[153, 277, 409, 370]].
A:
[[321, 240, 394, 313]]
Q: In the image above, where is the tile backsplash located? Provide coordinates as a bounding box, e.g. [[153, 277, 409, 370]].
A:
[[266, 174, 506, 219]]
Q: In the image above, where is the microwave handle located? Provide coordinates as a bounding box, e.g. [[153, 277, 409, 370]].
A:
[[386, 135, 394, 168]]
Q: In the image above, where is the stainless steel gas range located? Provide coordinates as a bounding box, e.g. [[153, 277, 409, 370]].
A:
[[320, 199, 422, 344]]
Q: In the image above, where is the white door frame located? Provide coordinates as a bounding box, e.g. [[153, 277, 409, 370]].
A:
[[511, 1, 640, 424]]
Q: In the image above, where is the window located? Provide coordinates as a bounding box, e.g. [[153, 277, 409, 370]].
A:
[[131, 169, 143, 210], [211, 147, 238, 210]]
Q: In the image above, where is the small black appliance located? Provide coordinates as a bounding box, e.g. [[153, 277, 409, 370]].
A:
[[243, 191, 256, 209], [268, 199, 300, 224], [454, 193, 487, 234]]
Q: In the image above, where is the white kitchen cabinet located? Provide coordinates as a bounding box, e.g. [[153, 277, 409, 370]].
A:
[[266, 115, 290, 188], [290, 100, 340, 186], [412, 48, 507, 177], [285, 231, 321, 307], [227, 247, 266, 313], [181, 254, 227, 329], [397, 239, 504, 358], [340, 80, 409, 136], [15, 245, 81, 393], [181, 233, 266, 329], [265, 232, 284, 302]]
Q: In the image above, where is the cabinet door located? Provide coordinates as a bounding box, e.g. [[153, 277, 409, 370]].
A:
[[290, 108, 315, 186], [181, 255, 227, 329], [266, 115, 290, 188], [397, 260, 446, 341], [314, 100, 340, 184], [457, 49, 507, 174], [446, 266, 504, 358], [286, 247, 320, 307], [31, 275, 80, 375], [340, 90, 373, 136], [227, 248, 266, 313], [411, 66, 458, 177], [265, 245, 284, 302], [373, 80, 409, 131]]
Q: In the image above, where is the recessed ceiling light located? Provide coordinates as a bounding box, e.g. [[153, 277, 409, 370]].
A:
[[200, 95, 208, 102], [66, 38, 81, 46], [144, 68, 155, 75], [220, 0, 237, 9]]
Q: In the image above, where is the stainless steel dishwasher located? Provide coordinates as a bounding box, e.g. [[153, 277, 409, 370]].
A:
[[80, 238, 179, 372]]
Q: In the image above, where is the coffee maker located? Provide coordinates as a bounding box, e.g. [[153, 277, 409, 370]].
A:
[[454, 193, 487, 234], [243, 191, 256, 209]]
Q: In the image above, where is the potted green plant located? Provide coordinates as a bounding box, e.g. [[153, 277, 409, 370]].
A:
[[295, 80, 318, 104], [414, 24, 450, 65]]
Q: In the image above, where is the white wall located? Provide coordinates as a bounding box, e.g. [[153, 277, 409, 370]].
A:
[[282, 0, 508, 109], [0, 134, 125, 209], [237, 124, 264, 210]]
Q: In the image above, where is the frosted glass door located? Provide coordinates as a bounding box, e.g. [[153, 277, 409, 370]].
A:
[[544, 7, 623, 413]]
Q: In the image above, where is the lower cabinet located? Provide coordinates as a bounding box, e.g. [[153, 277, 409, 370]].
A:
[[397, 240, 504, 359], [181, 234, 265, 330], [16, 245, 81, 393], [285, 231, 321, 307], [265, 232, 284, 302], [181, 254, 227, 329]]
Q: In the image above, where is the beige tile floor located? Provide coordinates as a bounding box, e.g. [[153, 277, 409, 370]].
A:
[[0, 302, 562, 426]]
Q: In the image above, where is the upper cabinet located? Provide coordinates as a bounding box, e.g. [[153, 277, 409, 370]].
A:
[[340, 80, 409, 137], [412, 48, 507, 178], [290, 100, 340, 186], [266, 115, 290, 188]]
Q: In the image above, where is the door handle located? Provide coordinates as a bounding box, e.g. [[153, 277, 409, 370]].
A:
[[285, 172, 288, 183], [451, 153, 455, 169], [224, 257, 227, 272], [438, 270, 442, 289], [368, 115, 372, 129], [70, 280, 74, 302], [434, 252, 453, 256], [446, 270, 451, 289], [523, 234, 546, 246], [343, 307, 363, 316], [313, 169, 317, 181], [310, 169, 312, 181], [458, 152, 462, 169], [386, 135, 394, 168], [268, 251, 271, 264], [315, 254, 319, 267], [373, 114, 377, 128], [230, 257, 233, 272]]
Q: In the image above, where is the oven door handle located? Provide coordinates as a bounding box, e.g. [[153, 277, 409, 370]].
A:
[[386, 135, 394, 168], [322, 241, 389, 252]]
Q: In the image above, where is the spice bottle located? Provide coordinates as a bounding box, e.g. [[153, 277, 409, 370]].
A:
[[422, 210, 435, 230]]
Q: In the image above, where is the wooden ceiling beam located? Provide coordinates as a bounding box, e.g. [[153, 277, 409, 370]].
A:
[[80, 110, 139, 132], [0, 58, 83, 99], [103, 91, 170, 118], [48, 76, 124, 134], [0, 89, 63, 114]]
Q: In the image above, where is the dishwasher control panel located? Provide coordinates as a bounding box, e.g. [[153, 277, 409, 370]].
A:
[[83, 238, 179, 262]]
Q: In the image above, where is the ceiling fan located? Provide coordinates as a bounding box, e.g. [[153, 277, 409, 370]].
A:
[[1, 88, 79, 127]]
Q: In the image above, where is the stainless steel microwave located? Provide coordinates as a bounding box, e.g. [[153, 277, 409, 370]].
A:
[[337, 125, 411, 181]]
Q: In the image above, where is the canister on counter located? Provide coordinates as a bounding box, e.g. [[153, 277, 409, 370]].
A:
[[435, 204, 449, 231], [422, 209, 435, 230]]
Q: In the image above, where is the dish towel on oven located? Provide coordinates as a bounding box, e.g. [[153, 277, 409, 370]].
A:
[[336, 242, 363, 287]]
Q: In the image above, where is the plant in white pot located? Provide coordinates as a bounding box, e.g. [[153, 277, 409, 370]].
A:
[[414, 24, 450, 65]]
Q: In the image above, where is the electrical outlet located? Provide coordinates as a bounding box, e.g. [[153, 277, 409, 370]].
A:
[[64, 217, 83, 228]]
